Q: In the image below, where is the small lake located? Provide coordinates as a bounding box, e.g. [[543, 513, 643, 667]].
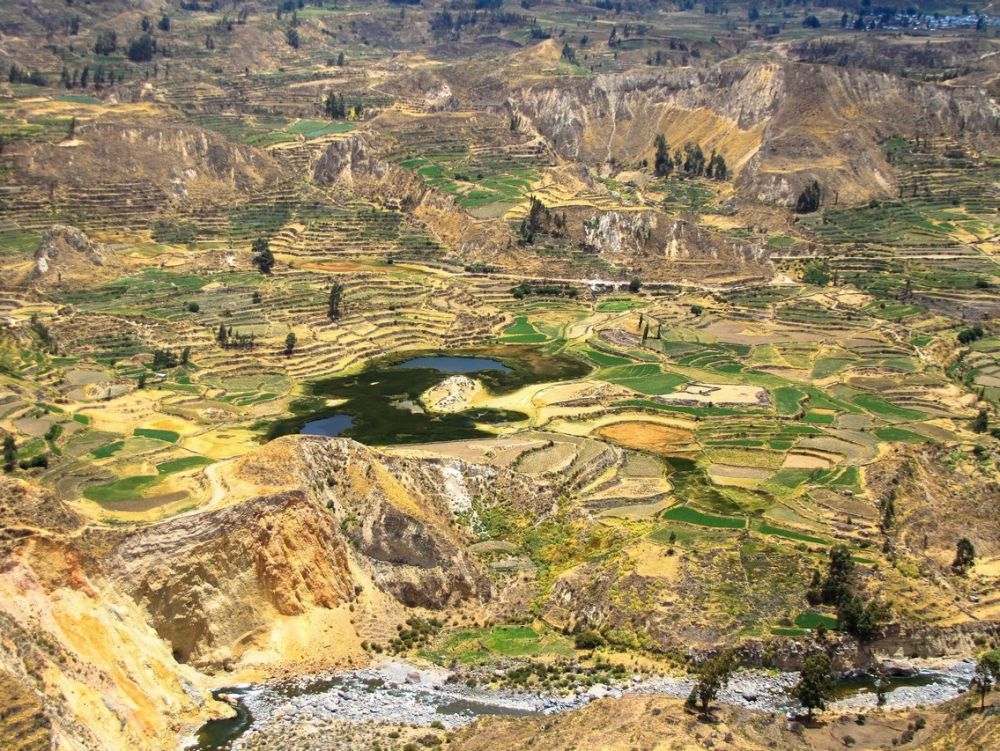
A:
[[300, 414, 353, 437], [267, 348, 590, 446], [395, 356, 511, 373]]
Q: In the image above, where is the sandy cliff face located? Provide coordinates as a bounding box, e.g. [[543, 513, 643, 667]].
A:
[[512, 61, 999, 206], [105, 489, 354, 666]]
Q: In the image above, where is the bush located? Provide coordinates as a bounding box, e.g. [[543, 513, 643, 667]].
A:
[[186, 302, 200, 313], [574, 630, 604, 650]]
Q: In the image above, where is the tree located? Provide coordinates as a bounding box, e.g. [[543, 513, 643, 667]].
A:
[[821, 544, 855, 606], [180, 346, 191, 366], [158, 15, 171, 32], [693, 651, 737, 716], [953, 537, 976, 576], [328, 282, 344, 320], [127, 35, 156, 63], [137, 372, 147, 389], [803, 15, 821, 28], [796, 180, 822, 213], [251, 237, 275, 274], [286, 27, 300, 48], [629, 278, 642, 293], [187, 301, 200, 313], [284, 332, 297, 356], [217, 323, 228, 346], [973, 408, 989, 433], [337, 51, 345, 66], [3, 434, 16, 473], [793, 652, 834, 719], [690, 304, 703, 316], [654, 134, 672, 177], [970, 652, 1000, 710], [94, 30, 118, 55]]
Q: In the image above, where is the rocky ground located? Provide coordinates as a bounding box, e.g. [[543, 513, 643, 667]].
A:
[[194, 658, 978, 750]]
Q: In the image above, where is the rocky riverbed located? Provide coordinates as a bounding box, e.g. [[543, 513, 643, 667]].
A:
[[189, 657, 977, 750]]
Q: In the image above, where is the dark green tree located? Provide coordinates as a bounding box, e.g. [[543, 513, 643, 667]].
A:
[[654, 134, 672, 177], [284, 331, 297, 356], [953, 537, 976, 576], [793, 652, 834, 719], [973, 408, 989, 433], [127, 35, 156, 63], [328, 282, 344, 320], [3, 434, 16, 473], [251, 237, 275, 274], [693, 651, 737, 716], [821, 544, 855, 605], [158, 15, 171, 31], [970, 652, 1000, 710]]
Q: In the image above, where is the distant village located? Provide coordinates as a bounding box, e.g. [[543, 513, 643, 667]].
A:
[[854, 11, 999, 31]]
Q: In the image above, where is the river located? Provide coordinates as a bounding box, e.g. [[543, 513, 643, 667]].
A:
[[191, 658, 975, 750]]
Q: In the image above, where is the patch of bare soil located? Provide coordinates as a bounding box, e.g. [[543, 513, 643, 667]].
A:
[[597, 421, 695, 454]]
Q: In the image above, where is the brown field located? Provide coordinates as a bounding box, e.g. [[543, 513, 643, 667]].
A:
[[596, 421, 695, 455]]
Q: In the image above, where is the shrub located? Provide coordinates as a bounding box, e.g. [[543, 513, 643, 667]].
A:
[[574, 631, 604, 650]]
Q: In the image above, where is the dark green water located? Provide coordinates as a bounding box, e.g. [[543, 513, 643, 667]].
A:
[[267, 347, 590, 445], [196, 689, 253, 750]]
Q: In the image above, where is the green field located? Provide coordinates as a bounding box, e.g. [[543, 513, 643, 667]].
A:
[[133, 428, 180, 443], [662, 506, 746, 529]]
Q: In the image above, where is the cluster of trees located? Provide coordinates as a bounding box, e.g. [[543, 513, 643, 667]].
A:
[[251, 238, 275, 274], [127, 34, 157, 62], [7, 64, 46, 87], [511, 281, 579, 300], [60, 65, 124, 90], [806, 545, 889, 642], [685, 649, 835, 720], [94, 25, 160, 63], [2, 434, 47, 473], [217, 324, 256, 350], [519, 197, 567, 244], [653, 136, 728, 180], [323, 92, 361, 119], [151, 347, 190, 370]]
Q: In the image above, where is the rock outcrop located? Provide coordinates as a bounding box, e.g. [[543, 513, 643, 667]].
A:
[[29, 224, 120, 286]]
